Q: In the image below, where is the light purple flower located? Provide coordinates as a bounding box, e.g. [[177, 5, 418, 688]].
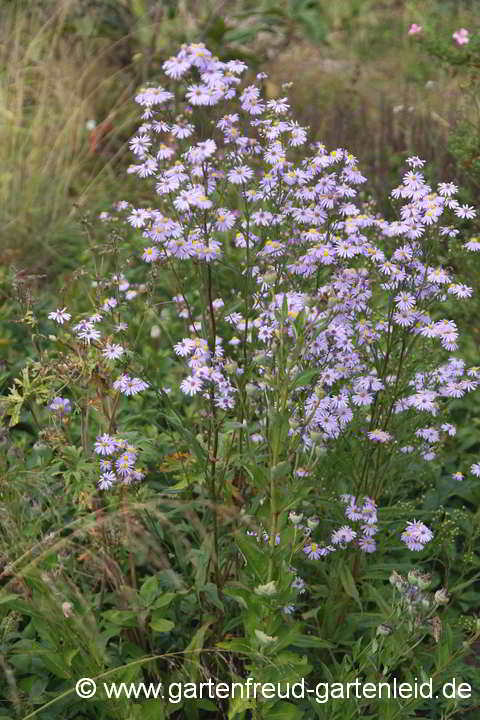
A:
[[455, 204, 476, 219], [227, 165, 254, 184], [48, 397, 72, 415], [180, 376, 203, 396], [303, 543, 321, 559], [48, 307, 71, 324], [102, 343, 125, 360], [331, 526, 357, 545], [358, 536, 376, 553], [142, 247, 160, 263], [98, 471, 117, 490], [113, 374, 149, 396], [94, 434, 118, 456], [76, 326, 101, 344], [303, 543, 333, 559], [401, 520, 433, 551]]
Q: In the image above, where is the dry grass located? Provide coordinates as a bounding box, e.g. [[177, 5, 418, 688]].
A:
[[265, 36, 468, 210], [0, 1, 136, 273]]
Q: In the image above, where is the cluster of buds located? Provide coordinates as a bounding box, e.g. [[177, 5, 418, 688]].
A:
[[389, 570, 449, 641]]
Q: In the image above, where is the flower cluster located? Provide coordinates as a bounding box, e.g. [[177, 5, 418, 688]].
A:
[[112, 374, 149, 396], [109, 41, 480, 487], [408, 24, 471, 46], [298, 495, 377, 557], [94, 434, 144, 489], [389, 570, 449, 641], [46, 272, 149, 400], [294, 495, 433, 558], [400, 520, 434, 551]]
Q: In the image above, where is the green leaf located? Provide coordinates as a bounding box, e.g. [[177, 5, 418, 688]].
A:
[[0, 593, 21, 606], [152, 592, 176, 609], [290, 634, 333, 649], [201, 582, 224, 612], [160, 409, 207, 463], [150, 615, 174, 633], [64, 648, 79, 667], [138, 701, 166, 720], [290, 368, 320, 389], [39, 650, 73, 679], [338, 563, 361, 607], [196, 700, 218, 712], [267, 701, 305, 720], [224, 591, 248, 610], [183, 617, 215, 680], [235, 533, 268, 582], [217, 639, 251, 654], [139, 576, 159, 606], [228, 692, 254, 719], [102, 610, 138, 627], [270, 461, 290, 481]]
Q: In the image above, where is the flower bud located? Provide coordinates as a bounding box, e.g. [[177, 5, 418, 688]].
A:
[[62, 602, 74, 618], [254, 629, 277, 645], [254, 581, 277, 596], [434, 588, 450, 605], [289, 511, 303, 525], [408, 570, 432, 590], [389, 570, 404, 590], [421, 596, 431, 610], [376, 623, 393, 636]]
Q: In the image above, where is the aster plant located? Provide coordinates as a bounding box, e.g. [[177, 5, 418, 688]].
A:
[[6, 41, 480, 719], [102, 42, 480, 553], [91, 43, 480, 707]]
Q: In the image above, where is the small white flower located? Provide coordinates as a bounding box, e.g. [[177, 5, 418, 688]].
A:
[[48, 307, 71, 324]]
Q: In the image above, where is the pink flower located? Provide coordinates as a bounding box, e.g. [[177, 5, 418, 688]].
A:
[[408, 24, 423, 36], [453, 28, 469, 45]]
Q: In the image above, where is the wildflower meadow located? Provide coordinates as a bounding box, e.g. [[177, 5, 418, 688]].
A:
[[2, 3, 480, 719]]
